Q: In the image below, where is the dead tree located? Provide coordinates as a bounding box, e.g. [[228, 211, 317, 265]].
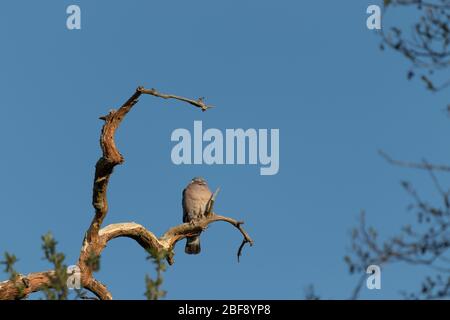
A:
[[0, 86, 253, 300]]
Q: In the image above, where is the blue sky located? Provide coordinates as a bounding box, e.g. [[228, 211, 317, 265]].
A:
[[1, 0, 449, 299]]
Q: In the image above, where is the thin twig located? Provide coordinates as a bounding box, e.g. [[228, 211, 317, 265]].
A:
[[138, 87, 214, 111], [379, 150, 450, 172]]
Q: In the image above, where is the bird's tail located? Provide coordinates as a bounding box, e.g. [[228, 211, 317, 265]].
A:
[[185, 236, 201, 254]]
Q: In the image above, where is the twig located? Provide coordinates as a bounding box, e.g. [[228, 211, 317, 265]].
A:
[[206, 188, 220, 216], [379, 150, 450, 172], [138, 87, 214, 112]]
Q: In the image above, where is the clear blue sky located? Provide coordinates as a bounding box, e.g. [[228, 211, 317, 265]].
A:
[[1, 0, 449, 299]]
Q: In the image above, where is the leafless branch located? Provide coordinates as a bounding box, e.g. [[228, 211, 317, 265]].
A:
[[379, 150, 450, 172]]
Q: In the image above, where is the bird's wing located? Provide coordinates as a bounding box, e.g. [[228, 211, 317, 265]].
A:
[[182, 187, 189, 223]]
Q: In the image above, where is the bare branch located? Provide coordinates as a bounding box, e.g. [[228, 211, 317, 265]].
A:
[[350, 273, 367, 300], [0, 271, 54, 300], [206, 188, 221, 216], [78, 86, 215, 294], [84, 279, 112, 300], [94, 211, 253, 266], [138, 87, 214, 111], [379, 150, 450, 172], [0, 271, 113, 300], [87, 86, 213, 244]]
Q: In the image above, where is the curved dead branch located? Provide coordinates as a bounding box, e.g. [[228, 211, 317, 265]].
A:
[[0, 271, 54, 300], [84, 279, 112, 300], [96, 212, 254, 266]]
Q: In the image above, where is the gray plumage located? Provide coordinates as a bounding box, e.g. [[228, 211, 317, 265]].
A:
[[182, 177, 212, 254]]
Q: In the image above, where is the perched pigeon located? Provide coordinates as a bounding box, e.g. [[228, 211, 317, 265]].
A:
[[182, 177, 212, 254]]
